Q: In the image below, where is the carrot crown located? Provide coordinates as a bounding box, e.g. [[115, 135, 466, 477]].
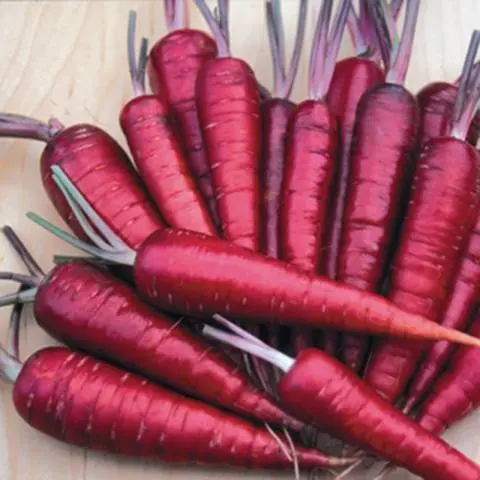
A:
[[164, 0, 189, 32], [451, 30, 480, 141], [0, 114, 63, 143], [368, 0, 420, 85], [127, 11, 148, 97], [308, 0, 351, 100], [265, 0, 308, 99]]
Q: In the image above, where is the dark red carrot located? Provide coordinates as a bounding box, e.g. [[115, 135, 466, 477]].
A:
[[324, 0, 385, 281], [1, 345, 350, 471], [147, 0, 219, 224], [194, 0, 261, 251], [280, 0, 349, 354], [120, 12, 217, 236], [416, 311, 480, 437], [335, 0, 420, 372], [364, 31, 480, 403], [0, 115, 164, 249], [28, 190, 480, 348], [259, 0, 307, 355], [261, 0, 306, 260], [403, 194, 480, 412], [0, 254, 303, 430], [202, 321, 480, 480]]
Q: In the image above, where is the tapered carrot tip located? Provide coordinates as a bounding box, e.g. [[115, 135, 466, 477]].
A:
[[438, 324, 480, 348]]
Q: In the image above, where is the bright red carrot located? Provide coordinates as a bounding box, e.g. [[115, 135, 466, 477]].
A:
[[0, 115, 164, 249], [147, 0, 219, 224], [27, 188, 480, 348], [1, 345, 350, 471], [279, 0, 349, 354], [364, 31, 480, 404], [194, 0, 261, 251], [120, 12, 217, 236], [416, 311, 480, 437], [403, 193, 480, 412], [0, 251, 302, 430], [335, 0, 420, 372], [202, 320, 480, 480]]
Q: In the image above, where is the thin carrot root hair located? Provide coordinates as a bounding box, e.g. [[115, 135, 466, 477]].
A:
[[127, 11, 148, 97]]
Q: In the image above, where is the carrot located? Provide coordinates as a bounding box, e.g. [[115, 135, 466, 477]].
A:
[[147, 0, 219, 224], [363, 30, 480, 404], [335, 0, 420, 372], [120, 12, 217, 236], [279, 0, 349, 354], [0, 254, 305, 431], [0, 115, 163, 249], [0, 345, 351, 471], [323, 1, 386, 358], [416, 311, 480, 436], [27, 181, 480, 348], [261, 0, 306, 260], [194, 0, 261, 251], [259, 0, 307, 355], [324, 0, 385, 282], [202, 319, 480, 480], [403, 199, 480, 412]]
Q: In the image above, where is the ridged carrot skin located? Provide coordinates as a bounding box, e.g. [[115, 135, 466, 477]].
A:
[[417, 313, 480, 436], [147, 29, 219, 223], [261, 98, 295, 259], [280, 100, 337, 274], [132, 229, 480, 346], [417, 82, 480, 146], [335, 84, 419, 371], [325, 58, 385, 367], [324, 58, 385, 280], [406, 212, 480, 409], [41, 124, 164, 249], [364, 138, 479, 403], [33, 261, 299, 429], [120, 95, 217, 236], [196, 57, 262, 251], [277, 349, 480, 480], [13, 347, 341, 470]]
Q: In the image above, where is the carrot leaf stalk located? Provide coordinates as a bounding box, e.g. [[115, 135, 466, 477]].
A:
[[451, 30, 480, 140], [347, 5, 368, 56], [385, 0, 420, 84], [0, 114, 63, 142], [164, 0, 188, 31], [266, 0, 308, 99], [2, 226, 45, 277], [7, 285, 26, 362], [128, 11, 148, 97], [0, 272, 41, 287], [0, 288, 37, 307], [0, 344, 21, 383], [390, 0, 404, 19], [217, 0, 230, 51], [309, 0, 350, 100], [194, 0, 230, 57]]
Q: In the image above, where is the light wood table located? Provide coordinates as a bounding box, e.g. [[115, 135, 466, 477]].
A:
[[0, 1, 479, 479]]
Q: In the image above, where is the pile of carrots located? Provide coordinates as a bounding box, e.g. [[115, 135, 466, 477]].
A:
[[1, 0, 480, 479]]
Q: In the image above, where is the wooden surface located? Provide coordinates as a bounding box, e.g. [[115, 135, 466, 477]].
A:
[[0, 1, 479, 479]]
